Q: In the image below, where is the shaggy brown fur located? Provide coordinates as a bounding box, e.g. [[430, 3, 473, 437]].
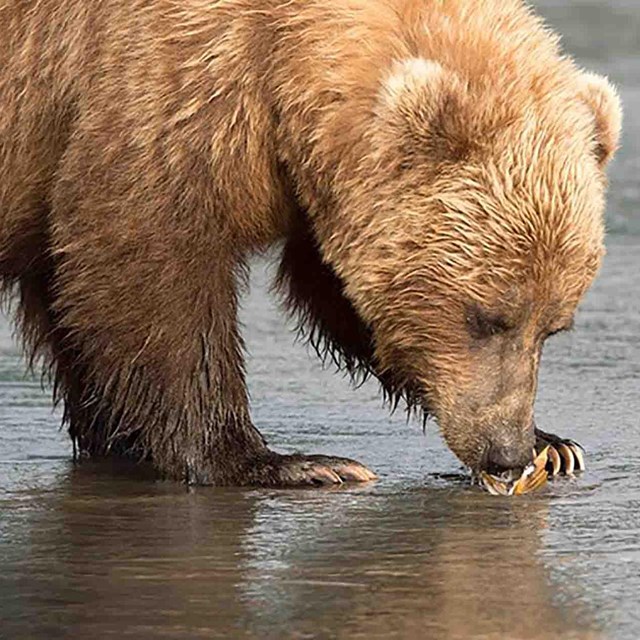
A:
[[0, 0, 621, 484]]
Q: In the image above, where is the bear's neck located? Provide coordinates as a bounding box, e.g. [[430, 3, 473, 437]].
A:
[[262, 2, 405, 228]]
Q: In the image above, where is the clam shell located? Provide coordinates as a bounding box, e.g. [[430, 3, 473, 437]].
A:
[[480, 446, 550, 496]]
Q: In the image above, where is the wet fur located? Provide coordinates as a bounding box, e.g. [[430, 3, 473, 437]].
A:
[[277, 215, 375, 383], [0, 0, 620, 482]]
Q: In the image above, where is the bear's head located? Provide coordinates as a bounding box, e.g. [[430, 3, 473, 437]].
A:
[[327, 57, 621, 476]]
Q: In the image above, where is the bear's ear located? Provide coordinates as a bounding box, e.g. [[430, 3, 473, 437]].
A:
[[580, 73, 622, 168], [380, 58, 455, 113], [377, 58, 469, 161]]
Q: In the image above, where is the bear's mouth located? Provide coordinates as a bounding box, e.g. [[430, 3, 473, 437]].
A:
[[476, 447, 550, 496]]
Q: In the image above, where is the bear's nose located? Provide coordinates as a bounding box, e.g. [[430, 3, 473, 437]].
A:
[[485, 441, 532, 476]]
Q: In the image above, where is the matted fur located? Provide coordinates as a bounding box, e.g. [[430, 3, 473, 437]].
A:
[[0, 0, 621, 482]]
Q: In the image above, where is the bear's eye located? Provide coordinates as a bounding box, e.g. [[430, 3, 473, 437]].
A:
[[543, 319, 575, 339], [465, 305, 513, 340]]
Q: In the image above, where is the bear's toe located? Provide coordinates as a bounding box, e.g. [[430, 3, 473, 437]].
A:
[[251, 453, 378, 487], [535, 428, 585, 477]]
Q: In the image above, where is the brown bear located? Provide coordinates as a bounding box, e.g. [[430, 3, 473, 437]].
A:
[[0, 0, 621, 485]]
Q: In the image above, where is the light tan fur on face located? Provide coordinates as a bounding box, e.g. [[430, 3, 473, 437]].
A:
[[271, 0, 621, 469], [0, 0, 622, 480]]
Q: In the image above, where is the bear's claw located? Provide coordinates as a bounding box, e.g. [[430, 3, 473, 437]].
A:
[[534, 428, 585, 477], [253, 453, 378, 487]]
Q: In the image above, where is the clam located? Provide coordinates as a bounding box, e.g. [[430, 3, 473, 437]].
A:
[[479, 446, 550, 496]]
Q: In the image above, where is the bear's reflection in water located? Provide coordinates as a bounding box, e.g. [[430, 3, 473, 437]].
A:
[[6, 462, 598, 640]]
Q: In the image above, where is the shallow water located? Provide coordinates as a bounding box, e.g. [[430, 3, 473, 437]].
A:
[[1, 2, 639, 639]]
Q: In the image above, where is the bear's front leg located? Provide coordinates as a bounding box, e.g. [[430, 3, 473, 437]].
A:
[[49, 138, 375, 486]]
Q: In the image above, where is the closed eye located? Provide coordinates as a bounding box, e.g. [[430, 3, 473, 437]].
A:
[[465, 304, 514, 340], [545, 319, 575, 339]]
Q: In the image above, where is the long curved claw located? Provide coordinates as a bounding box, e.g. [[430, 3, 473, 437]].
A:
[[568, 443, 585, 472], [547, 446, 562, 477], [535, 428, 586, 477], [253, 454, 377, 487], [557, 444, 575, 475]]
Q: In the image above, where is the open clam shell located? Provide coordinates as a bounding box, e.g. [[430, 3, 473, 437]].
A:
[[480, 447, 550, 496]]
